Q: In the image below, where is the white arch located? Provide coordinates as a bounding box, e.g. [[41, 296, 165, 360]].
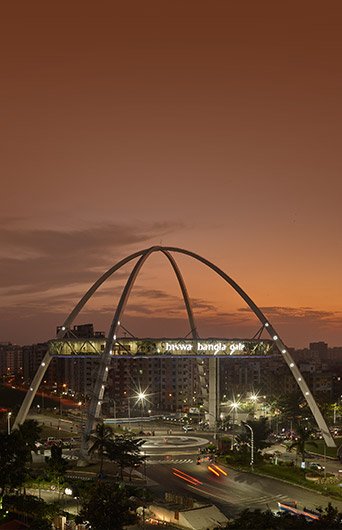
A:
[[14, 245, 335, 448]]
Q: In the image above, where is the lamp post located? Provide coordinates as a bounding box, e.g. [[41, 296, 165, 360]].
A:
[[136, 391, 147, 430], [125, 395, 135, 431], [7, 411, 12, 435], [230, 401, 240, 450], [250, 393, 259, 418], [125, 389, 148, 431], [244, 422, 254, 470], [127, 397, 131, 430]]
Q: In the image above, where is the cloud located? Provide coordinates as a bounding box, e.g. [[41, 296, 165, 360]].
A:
[[0, 220, 183, 299], [238, 305, 342, 327]]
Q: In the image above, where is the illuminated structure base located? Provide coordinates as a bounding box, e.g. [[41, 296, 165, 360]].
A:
[[13, 246, 336, 451]]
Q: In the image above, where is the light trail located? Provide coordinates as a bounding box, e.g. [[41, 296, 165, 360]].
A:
[[171, 468, 203, 486]]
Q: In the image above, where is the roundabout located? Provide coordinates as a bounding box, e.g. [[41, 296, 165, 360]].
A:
[[142, 435, 208, 450]]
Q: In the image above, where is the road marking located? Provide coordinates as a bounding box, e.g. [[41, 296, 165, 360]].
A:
[[147, 458, 194, 464], [240, 494, 289, 506]]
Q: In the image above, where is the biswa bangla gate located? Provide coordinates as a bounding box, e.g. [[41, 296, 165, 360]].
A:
[[14, 246, 336, 452]]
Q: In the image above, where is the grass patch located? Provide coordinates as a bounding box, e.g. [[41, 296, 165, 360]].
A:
[[220, 454, 342, 501], [40, 425, 78, 439], [305, 438, 342, 459], [255, 463, 342, 500]]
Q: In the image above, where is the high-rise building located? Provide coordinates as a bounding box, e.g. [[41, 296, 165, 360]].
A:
[[0, 342, 22, 377]]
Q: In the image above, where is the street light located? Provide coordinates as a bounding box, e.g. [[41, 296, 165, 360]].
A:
[[230, 401, 240, 450], [136, 391, 147, 428], [249, 393, 259, 418], [7, 412, 12, 435], [243, 422, 254, 470], [137, 391, 147, 403], [124, 388, 150, 431]]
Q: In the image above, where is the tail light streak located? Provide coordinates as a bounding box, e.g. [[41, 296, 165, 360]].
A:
[[208, 464, 228, 477], [172, 468, 203, 486]]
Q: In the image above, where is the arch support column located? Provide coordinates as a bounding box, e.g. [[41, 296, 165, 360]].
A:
[[13, 351, 53, 429], [208, 357, 218, 432], [81, 249, 158, 456]]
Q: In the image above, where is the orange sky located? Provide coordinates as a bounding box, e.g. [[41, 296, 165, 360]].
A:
[[1, 1, 341, 347]]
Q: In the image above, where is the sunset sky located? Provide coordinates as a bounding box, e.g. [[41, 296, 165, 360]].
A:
[[1, 2, 341, 347]]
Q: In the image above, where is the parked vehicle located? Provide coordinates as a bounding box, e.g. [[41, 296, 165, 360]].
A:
[[308, 462, 325, 472]]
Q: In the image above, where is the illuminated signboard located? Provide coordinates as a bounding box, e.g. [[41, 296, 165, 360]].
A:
[[48, 338, 275, 358]]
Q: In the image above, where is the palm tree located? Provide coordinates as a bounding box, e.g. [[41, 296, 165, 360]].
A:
[[88, 423, 113, 476], [289, 423, 317, 466], [16, 419, 42, 457]]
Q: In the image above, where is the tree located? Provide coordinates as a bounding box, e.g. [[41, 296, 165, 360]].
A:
[[289, 423, 317, 466], [235, 418, 272, 462], [14, 419, 42, 461], [0, 432, 27, 495], [277, 392, 312, 429], [45, 444, 69, 483], [314, 502, 342, 529], [78, 482, 137, 530], [88, 422, 113, 476], [105, 434, 146, 481]]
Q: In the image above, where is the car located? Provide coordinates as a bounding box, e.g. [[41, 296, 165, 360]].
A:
[[308, 462, 325, 471], [182, 425, 194, 432]]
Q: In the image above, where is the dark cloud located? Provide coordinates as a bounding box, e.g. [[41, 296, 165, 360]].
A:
[[1, 220, 340, 346], [133, 288, 179, 300], [0, 221, 183, 296]]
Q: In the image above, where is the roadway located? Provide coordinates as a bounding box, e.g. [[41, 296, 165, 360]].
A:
[[145, 460, 342, 518]]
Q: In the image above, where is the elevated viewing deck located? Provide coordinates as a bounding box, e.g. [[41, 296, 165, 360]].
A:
[[48, 337, 276, 358]]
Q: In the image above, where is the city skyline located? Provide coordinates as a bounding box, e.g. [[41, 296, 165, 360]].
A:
[[1, 2, 342, 347]]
